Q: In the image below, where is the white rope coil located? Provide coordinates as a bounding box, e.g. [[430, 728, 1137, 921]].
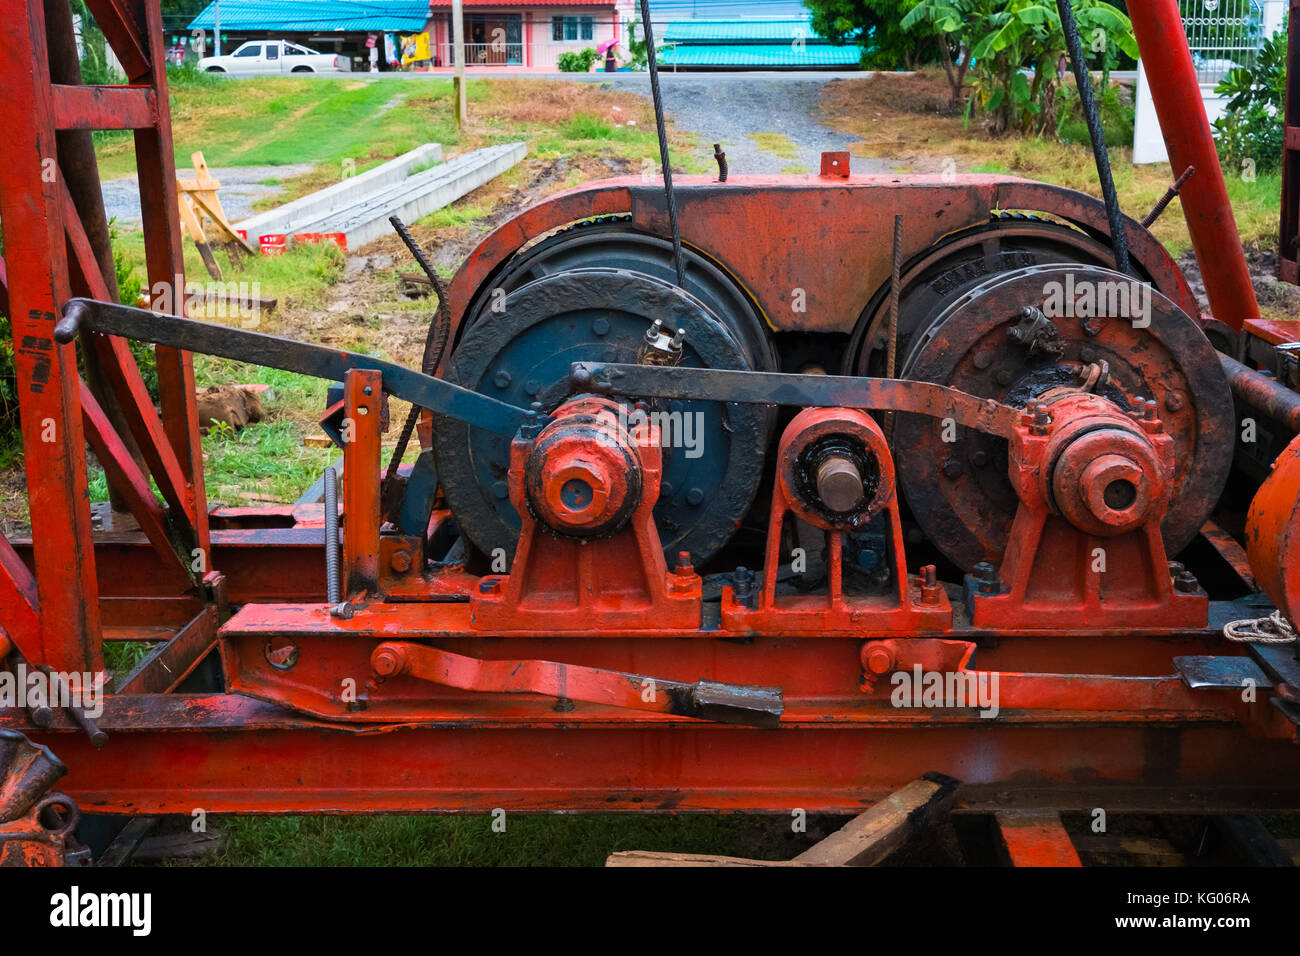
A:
[[1223, 610, 1298, 645]]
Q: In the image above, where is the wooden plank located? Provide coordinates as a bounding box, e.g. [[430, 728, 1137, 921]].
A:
[[83, 0, 151, 81], [1213, 814, 1296, 867], [0, 531, 41, 661], [80, 380, 192, 588], [94, 816, 158, 867], [114, 607, 218, 695], [132, 828, 224, 862], [606, 851, 811, 867], [62, 179, 199, 534], [1073, 835, 1186, 867], [792, 773, 959, 866], [995, 810, 1083, 867], [51, 84, 156, 131]]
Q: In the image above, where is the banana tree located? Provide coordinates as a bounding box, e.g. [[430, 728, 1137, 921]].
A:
[[903, 0, 1137, 134]]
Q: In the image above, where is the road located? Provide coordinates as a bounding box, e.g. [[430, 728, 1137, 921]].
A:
[[568, 72, 884, 175], [101, 163, 314, 227]]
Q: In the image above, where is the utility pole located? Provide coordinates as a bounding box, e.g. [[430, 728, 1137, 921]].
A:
[[452, 0, 466, 128], [214, 0, 221, 55]]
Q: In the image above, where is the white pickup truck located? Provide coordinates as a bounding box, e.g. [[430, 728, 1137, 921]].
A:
[[198, 40, 351, 75]]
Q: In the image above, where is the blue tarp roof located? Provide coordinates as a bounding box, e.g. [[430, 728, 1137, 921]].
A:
[[649, 0, 812, 17], [189, 1, 430, 32], [663, 17, 827, 42], [658, 42, 859, 67]]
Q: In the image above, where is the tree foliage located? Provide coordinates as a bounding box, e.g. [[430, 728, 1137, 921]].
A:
[[1213, 28, 1287, 176], [903, 0, 1136, 134], [804, 0, 943, 72], [806, 0, 1137, 134]]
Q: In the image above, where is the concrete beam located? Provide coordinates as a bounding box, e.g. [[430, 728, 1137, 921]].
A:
[[236, 143, 443, 240], [292, 142, 526, 251]]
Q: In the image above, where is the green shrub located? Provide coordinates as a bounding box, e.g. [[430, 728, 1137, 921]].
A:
[[1212, 28, 1286, 176], [1056, 82, 1135, 148], [557, 48, 600, 72], [561, 112, 615, 139], [167, 60, 227, 89]]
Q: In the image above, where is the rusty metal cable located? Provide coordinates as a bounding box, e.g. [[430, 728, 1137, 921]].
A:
[[884, 215, 903, 441], [1056, 0, 1130, 275], [638, 0, 686, 288], [383, 216, 453, 505]]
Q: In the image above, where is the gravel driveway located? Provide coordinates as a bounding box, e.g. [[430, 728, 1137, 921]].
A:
[[571, 72, 890, 176], [101, 163, 314, 227]]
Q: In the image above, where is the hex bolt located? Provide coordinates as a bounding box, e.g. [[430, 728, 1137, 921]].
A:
[[669, 551, 696, 593], [863, 642, 895, 676], [372, 647, 403, 679], [1030, 401, 1051, 436], [972, 561, 1000, 595], [995, 368, 1013, 386], [493, 370, 512, 389], [1174, 570, 1200, 593], [732, 566, 755, 608], [920, 564, 942, 606], [942, 457, 963, 479], [1165, 391, 1185, 413], [390, 549, 413, 574]]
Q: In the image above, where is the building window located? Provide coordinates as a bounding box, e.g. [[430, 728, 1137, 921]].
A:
[[552, 16, 594, 42]]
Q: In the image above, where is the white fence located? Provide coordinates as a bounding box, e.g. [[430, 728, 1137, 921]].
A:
[[1133, 0, 1285, 164]]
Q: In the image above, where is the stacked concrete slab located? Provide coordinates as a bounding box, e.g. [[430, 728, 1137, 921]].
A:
[[236, 143, 442, 242], [237, 142, 527, 252]]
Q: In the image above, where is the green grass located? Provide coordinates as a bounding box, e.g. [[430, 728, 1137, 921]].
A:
[[97, 76, 463, 180], [748, 132, 800, 159], [86, 359, 335, 509], [204, 812, 847, 866], [193, 360, 336, 505]]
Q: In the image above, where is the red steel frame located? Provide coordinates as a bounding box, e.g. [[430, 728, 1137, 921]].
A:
[[2, 0, 1300, 821]]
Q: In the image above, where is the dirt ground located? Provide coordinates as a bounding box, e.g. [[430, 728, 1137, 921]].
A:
[[297, 152, 630, 371]]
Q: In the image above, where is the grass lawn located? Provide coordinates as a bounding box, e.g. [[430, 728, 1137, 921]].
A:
[[195, 812, 850, 867]]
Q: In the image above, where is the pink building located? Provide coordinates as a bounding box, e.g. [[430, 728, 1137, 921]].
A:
[[424, 0, 636, 70]]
